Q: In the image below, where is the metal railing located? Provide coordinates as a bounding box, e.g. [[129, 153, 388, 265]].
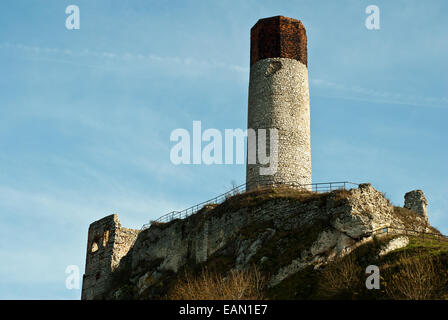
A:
[[384, 226, 448, 243], [140, 179, 448, 254], [141, 180, 359, 230]]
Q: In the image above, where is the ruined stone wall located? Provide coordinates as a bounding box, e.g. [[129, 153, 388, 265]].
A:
[[404, 190, 428, 220], [81, 214, 139, 300]]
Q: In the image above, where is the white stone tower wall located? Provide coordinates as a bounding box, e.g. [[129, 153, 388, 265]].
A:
[[247, 57, 311, 186]]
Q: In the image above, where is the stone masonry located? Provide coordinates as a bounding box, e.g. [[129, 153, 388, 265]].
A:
[[247, 16, 311, 189], [81, 214, 139, 300], [404, 190, 429, 220]]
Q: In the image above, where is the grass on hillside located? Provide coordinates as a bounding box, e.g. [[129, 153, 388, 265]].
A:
[[166, 267, 266, 300], [268, 235, 448, 300]]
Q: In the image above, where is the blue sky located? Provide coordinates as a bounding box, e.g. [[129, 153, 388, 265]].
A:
[[0, 0, 447, 299]]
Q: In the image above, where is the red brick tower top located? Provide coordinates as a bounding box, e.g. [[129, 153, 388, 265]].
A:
[[250, 16, 307, 67]]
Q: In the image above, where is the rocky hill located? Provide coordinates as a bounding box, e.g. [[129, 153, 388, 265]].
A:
[[97, 183, 447, 300]]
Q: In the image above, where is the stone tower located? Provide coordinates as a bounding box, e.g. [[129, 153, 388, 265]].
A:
[[246, 16, 311, 189], [81, 214, 139, 300], [404, 190, 428, 221]]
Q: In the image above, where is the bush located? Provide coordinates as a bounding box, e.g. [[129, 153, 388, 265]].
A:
[[319, 254, 363, 299], [385, 252, 445, 300], [167, 267, 266, 300]]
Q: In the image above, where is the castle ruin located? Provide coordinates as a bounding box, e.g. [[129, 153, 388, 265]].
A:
[[81, 16, 432, 300], [404, 190, 429, 221], [81, 214, 139, 300]]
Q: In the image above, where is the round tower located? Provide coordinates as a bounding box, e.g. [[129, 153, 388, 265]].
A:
[[246, 16, 311, 189]]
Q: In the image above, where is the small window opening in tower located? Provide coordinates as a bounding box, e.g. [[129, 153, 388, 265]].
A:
[[96, 272, 101, 281], [91, 241, 99, 253], [264, 60, 282, 77], [103, 230, 109, 247]]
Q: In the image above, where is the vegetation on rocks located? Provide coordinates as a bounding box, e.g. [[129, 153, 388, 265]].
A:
[[167, 267, 266, 300], [268, 235, 448, 300], [104, 184, 446, 300]]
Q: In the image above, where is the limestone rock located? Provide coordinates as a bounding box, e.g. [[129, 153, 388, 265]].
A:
[[95, 184, 432, 300], [378, 236, 409, 256]]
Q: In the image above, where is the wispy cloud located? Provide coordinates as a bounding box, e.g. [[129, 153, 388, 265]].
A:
[[311, 78, 448, 109], [0, 42, 249, 74], [6, 42, 445, 109]]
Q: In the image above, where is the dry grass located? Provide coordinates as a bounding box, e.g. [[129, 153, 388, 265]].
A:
[[393, 206, 430, 231], [167, 268, 266, 300], [215, 184, 336, 214], [385, 253, 445, 300], [319, 254, 363, 299]]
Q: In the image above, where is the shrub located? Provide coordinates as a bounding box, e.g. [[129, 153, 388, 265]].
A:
[[318, 254, 363, 299], [385, 252, 445, 300], [167, 267, 266, 300]]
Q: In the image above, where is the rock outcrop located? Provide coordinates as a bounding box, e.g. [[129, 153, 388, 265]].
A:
[[101, 183, 433, 299]]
